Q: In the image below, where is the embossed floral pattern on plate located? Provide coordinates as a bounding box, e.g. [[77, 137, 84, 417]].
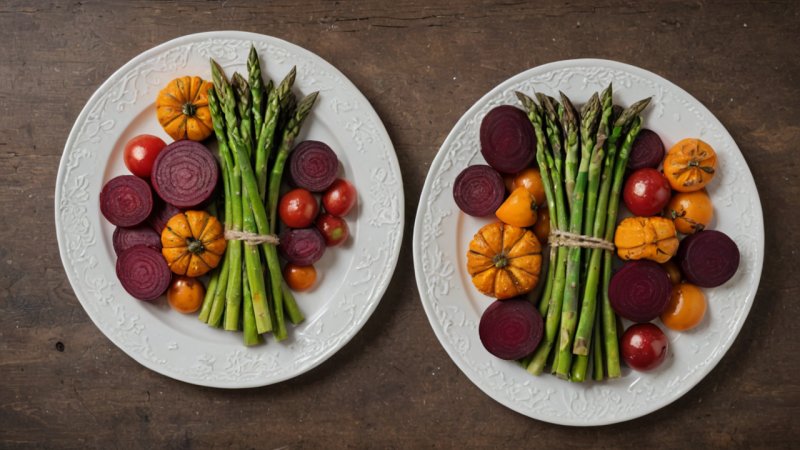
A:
[[55, 32, 403, 388], [413, 59, 763, 426]]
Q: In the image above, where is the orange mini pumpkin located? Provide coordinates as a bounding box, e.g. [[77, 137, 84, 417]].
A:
[[156, 76, 214, 141], [467, 222, 542, 300], [663, 138, 717, 192], [614, 216, 679, 264], [161, 210, 226, 277]]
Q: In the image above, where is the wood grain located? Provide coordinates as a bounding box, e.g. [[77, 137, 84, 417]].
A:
[[1, 0, 798, 447]]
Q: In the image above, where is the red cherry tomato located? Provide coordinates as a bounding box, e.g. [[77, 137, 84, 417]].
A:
[[283, 263, 317, 292], [316, 213, 349, 246], [322, 179, 357, 217], [621, 323, 669, 371], [623, 168, 672, 216], [279, 188, 319, 228], [124, 134, 167, 178]]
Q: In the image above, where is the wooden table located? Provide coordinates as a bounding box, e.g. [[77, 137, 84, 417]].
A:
[[2, 1, 797, 447]]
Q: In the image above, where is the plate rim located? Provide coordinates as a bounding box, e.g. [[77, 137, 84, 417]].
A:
[[55, 30, 405, 388], [412, 57, 764, 425]]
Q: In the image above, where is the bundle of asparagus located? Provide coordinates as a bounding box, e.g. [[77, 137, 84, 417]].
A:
[[515, 86, 651, 381], [197, 45, 319, 345]]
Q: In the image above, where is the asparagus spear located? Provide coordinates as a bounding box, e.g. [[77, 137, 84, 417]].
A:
[[247, 45, 265, 145], [553, 94, 601, 378], [515, 92, 568, 375], [242, 268, 261, 345], [232, 73, 253, 155], [583, 85, 613, 240], [255, 82, 279, 199], [560, 92, 580, 213], [537, 94, 564, 184], [573, 97, 651, 355], [602, 115, 644, 377], [592, 303, 604, 381]]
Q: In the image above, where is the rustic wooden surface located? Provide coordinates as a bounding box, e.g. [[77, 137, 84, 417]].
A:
[[1, 0, 798, 448]]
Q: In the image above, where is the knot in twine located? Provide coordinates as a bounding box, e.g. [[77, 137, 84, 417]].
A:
[[548, 229, 615, 252], [224, 229, 279, 246]]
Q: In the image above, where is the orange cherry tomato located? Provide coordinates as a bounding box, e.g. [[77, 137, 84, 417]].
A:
[[533, 207, 550, 243], [661, 260, 682, 285], [666, 189, 714, 235], [660, 283, 707, 331], [512, 167, 546, 207], [495, 186, 538, 228], [167, 276, 205, 314], [283, 263, 317, 292]]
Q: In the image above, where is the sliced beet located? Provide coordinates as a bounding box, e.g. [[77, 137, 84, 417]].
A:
[[678, 230, 740, 287], [113, 225, 162, 255], [100, 175, 154, 227], [288, 140, 339, 192], [150, 140, 219, 208], [147, 198, 182, 234], [453, 164, 505, 217], [115, 245, 171, 301], [609, 260, 672, 323], [628, 129, 665, 170], [479, 298, 543, 360], [479, 105, 535, 174], [279, 228, 326, 266]]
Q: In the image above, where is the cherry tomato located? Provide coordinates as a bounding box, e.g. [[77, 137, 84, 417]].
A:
[[623, 168, 672, 216], [322, 179, 357, 217], [621, 323, 669, 371], [512, 167, 546, 207], [124, 134, 167, 178], [279, 188, 319, 228], [167, 276, 205, 314], [316, 213, 350, 246], [283, 263, 317, 292], [666, 189, 714, 235], [660, 283, 707, 331], [533, 207, 550, 244], [495, 186, 538, 227]]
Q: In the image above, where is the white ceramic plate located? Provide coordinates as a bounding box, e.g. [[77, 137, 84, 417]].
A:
[[413, 59, 763, 425], [55, 31, 403, 388]]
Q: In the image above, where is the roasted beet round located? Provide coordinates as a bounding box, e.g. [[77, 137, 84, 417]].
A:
[[479, 298, 544, 360], [453, 164, 505, 217], [113, 225, 162, 255], [150, 140, 219, 208], [288, 140, 339, 192], [115, 245, 171, 301], [628, 129, 666, 170], [279, 227, 326, 266], [609, 260, 672, 323], [678, 230, 740, 287], [100, 175, 154, 227], [479, 105, 535, 174]]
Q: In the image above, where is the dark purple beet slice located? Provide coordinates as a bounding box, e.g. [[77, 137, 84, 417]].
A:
[[479, 105, 535, 174], [150, 140, 219, 208], [288, 140, 339, 192], [147, 198, 182, 234], [609, 260, 672, 323], [100, 175, 154, 227], [628, 129, 665, 170], [479, 298, 543, 360], [678, 230, 740, 287], [113, 225, 162, 255], [453, 164, 505, 217], [279, 228, 326, 266], [115, 245, 171, 301]]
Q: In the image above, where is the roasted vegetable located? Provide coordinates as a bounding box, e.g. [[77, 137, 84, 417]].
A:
[[467, 222, 542, 300], [161, 210, 227, 277], [663, 138, 717, 192], [156, 76, 214, 141], [614, 216, 679, 263]]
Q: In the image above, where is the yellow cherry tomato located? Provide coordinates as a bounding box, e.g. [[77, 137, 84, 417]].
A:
[[666, 189, 714, 235], [512, 167, 547, 207], [167, 276, 205, 314], [660, 283, 707, 331], [283, 263, 317, 292], [495, 186, 538, 228]]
